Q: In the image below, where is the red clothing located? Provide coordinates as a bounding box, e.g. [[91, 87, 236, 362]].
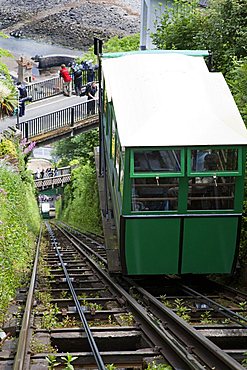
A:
[[60, 67, 72, 82]]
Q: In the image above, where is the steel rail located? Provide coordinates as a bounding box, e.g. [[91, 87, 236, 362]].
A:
[[180, 284, 247, 328], [54, 224, 213, 369], [45, 223, 105, 370], [57, 221, 105, 245], [56, 223, 246, 369], [57, 221, 105, 246], [13, 226, 43, 370], [55, 223, 107, 266], [124, 278, 245, 370], [206, 279, 247, 300]]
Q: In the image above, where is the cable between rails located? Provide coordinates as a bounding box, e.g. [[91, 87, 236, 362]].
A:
[[46, 222, 105, 370]]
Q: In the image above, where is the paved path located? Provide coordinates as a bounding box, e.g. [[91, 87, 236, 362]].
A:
[[0, 94, 86, 134]]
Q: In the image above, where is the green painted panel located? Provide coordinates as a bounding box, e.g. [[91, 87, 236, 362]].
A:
[[125, 218, 180, 274], [182, 217, 238, 273]]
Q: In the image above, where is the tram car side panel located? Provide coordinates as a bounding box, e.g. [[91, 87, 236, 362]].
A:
[[124, 216, 181, 274], [101, 51, 247, 275], [182, 216, 240, 273], [103, 104, 122, 237]]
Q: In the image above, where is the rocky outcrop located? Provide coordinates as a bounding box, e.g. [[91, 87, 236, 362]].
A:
[[0, 0, 140, 49]]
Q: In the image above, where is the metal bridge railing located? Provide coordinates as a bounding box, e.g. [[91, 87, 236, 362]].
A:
[[34, 174, 71, 190], [19, 99, 98, 140], [26, 77, 63, 102], [26, 70, 99, 102]]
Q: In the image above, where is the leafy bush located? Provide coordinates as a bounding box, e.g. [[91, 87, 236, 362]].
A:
[[57, 163, 102, 234], [227, 58, 247, 124], [79, 33, 140, 63], [52, 130, 99, 167], [0, 138, 18, 158], [0, 143, 40, 323], [152, 0, 247, 74], [103, 34, 140, 53]]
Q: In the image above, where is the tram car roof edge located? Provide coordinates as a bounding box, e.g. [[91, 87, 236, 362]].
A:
[[102, 51, 247, 148]]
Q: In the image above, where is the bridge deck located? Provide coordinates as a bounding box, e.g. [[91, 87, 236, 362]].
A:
[[34, 166, 72, 190], [0, 94, 99, 145], [1, 95, 84, 133], [31, 114, 99, 145]]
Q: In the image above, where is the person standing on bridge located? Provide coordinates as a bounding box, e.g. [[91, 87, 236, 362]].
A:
[[86, 81, 97, 115], [17, 82, 27, 117], [59, 64, 72, 97], [73, 67, 83, 96]]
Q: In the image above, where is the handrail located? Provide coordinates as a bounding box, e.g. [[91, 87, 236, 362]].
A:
[[26, 70, 99, 102], [18, 99, 99, 140], [26, 76, 63, 102]]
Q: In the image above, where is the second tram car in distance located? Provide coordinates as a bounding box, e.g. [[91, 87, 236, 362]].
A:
[[100, 50, 247, 275], [40, 201, 56, 219]]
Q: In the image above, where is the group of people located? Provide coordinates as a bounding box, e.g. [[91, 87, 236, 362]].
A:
[[34, 167, 58, 179], [59, 60, 98, 96], [38, 194, 54, 203], [59, 62, 98, 114]]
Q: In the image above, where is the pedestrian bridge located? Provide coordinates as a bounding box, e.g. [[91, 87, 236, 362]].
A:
[[34, 166, 71, 190], [1, 75, 99, 145], [18, 98, 99, 145]]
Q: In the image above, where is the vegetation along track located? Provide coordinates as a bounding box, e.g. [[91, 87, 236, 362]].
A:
[[4, 222, 247, 369]]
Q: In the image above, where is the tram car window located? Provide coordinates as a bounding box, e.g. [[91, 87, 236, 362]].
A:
[[100, 50, 247, 275]]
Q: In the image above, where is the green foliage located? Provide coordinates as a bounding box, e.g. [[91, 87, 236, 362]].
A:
[[0, 138, 40, 323], [242, 351, 247, 367], [41, 304, 60, 330], [200, 310, 215, 324], [0, 32, 9, 39], [0, 48, 12, 58], [239, 301, 247, 318], [30, 338, 56, 354], [61, 315, 79, 328], [146, 361, 173, 370], [118, 313, 134, 326], [152, 0, 247, 74], [57, 163, 102, 234], [160, 294, 172, 308], [0, 139, 18, 158], [106, 365, 117, 370], [227, 58, 247, 124], [80, 33, 140, 62], [103, 34, 140, 53], [152, 0, 206, 50], [52, 130, 99, 167], [46, 354, 60, 369], [174, 298, 191, 322], [0, 43, 17, 118], [61, 353, 78, 370], [0, 81, 17, 118]]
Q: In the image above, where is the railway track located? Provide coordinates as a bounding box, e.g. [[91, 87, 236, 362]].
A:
[[1, 221, 246, 369], [53, 222, 247, 368]]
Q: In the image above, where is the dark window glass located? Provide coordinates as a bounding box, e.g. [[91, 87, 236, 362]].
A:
[[134, 150, 181, 173], [132, 177, 179, 212], [191, 149, 238, 172], [188, 176, 235, 210]]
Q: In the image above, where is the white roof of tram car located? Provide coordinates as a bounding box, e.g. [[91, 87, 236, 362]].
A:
[[102, 53, 247, 147]]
